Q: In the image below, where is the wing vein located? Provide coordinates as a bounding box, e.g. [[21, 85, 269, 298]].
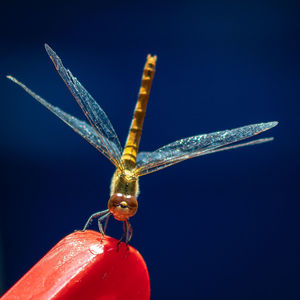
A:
[[135, 122, 278, 176]]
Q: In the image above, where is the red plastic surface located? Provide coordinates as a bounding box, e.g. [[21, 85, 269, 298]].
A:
[[1, 230, 150, 300]]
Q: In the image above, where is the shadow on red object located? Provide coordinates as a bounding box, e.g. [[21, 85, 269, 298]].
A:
[[1, 230, 150, 300]]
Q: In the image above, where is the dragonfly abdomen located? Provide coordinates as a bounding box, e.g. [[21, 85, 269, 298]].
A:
[[121, 54, 157, 169]]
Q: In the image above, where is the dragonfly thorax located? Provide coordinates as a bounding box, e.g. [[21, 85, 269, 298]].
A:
[[110, 169, 139, 196], [108, 193, 138, 221], [109, 169, 139, 221]]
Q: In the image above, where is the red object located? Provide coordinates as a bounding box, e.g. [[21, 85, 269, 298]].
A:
[[1, 230, 150, 300]]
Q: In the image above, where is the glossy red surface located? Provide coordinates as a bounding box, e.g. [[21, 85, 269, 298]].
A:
[[1, 230, 150, 300]]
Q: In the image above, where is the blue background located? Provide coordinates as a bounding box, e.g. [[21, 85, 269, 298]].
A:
[[0, 1, 299, 299]]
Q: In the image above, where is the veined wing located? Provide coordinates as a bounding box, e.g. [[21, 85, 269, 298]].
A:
[[7, 76, 122, 166], [136, 137, 274, 174], [135, 121, 278, 176], [44, 44, 123, 169]]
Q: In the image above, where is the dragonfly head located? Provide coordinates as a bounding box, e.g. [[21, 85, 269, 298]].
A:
[[108, 193, 138, 221]]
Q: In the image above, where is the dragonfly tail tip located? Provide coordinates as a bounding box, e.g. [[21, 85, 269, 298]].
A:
[[6, 75, 16, 82]]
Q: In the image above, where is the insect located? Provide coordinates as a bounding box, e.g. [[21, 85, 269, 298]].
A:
[[7, 44, 278, 245]]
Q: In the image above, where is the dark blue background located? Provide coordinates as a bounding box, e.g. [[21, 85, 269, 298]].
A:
[[0, 1, 299, 299]]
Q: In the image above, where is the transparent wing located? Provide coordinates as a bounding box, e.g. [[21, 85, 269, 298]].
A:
[[7, 76, 122, 166], [136, 137, 274, 174], [135, 122, 278, 176], [44, 44, 123, 168]]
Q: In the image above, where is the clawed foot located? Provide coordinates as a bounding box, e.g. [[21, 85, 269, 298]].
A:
[[82, 212, 133, 250], [116, 220, 133, 251]]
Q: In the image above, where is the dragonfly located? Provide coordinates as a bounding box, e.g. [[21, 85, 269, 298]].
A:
[[7, 44, 278, 245]]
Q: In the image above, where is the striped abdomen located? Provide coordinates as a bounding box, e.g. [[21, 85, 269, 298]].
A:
[[121, 54, 157, 170]]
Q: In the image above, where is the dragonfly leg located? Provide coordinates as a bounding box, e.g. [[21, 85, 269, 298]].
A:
[[82, 209, 109, 231], [98, 213, 111, 242], [125, 219, 133, 245], [97, 212, 111, 236], [117, 221, 127, 250], [103, 213, 111, 235]]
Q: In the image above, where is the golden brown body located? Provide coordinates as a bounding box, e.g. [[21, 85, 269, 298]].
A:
[[108, 54, 157, 221]]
